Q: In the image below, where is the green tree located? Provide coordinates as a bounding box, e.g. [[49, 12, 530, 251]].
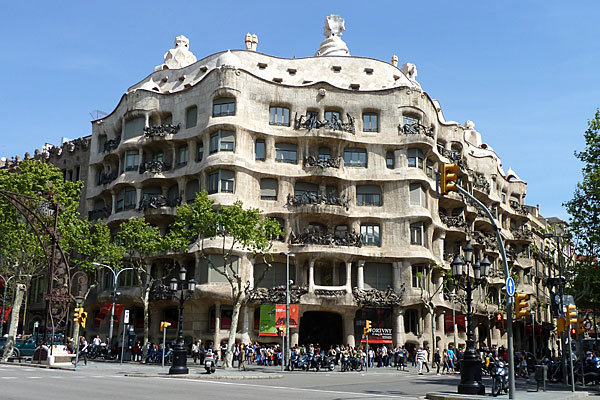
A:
[[165, 191, 282, 368], [564, 109, 600, 309], [115, 217, 163, 361]]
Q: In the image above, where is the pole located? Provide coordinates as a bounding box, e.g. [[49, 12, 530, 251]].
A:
[[556, 237, 568, 387], [108, 269, 117, 358], [120, 324, 126, 364], [594, 307, 598, 350], [366, 334, 369, 372], [456, 185, 515, 399], [452, 295, 457, 353], [74, 322, 80, 369], [162, 326, 166, 368], [286, 253, 291, 370], [568, 326, 575, 391]]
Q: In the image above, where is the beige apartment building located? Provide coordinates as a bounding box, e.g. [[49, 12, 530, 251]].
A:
[[16, 15, 558, 353]]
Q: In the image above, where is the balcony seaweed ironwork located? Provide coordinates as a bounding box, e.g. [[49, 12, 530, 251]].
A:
[[139, 161, 171, 174], [439, 212, 468, 230], [286, 192, 349, 210], [88, 207, 111, 221], [138, 194, 180, 211], [290, 226, 362, 247], [303, 155, 342, 169], [294, 112, 355, 134], [143, 124, 180, 138], [97, 171, 118, 185], [509, 200, 528, 216], [399, 122, 434, 138], [103, 138, 120, 153]]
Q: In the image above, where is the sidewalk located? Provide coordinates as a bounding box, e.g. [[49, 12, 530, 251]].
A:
[[427, 390, 589, 400]]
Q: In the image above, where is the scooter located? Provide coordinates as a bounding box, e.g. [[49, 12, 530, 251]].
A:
[[290, 354, 309, 371], [490, 359, 509, 397], [205, 349, 216, 374], [320, 355, 335, 371]]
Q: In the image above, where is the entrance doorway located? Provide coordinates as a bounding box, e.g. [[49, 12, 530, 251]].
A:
[[299, 311, 342, 348]]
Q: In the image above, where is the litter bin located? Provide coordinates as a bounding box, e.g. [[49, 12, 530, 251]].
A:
[[535, 364, 547, 392]]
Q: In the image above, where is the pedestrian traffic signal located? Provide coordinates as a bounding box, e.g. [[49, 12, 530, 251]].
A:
[[277, 327, 286, 336], [73, 307, 82, 323], [364, 320, 372, 336], [494, 312, 504, 329], [570, 327, 577, 336], [515, 293, 530, 319], [80, 311, 88, 329], [440, 163, 459, 195], [567, 305, 577, 325], [557, 317, 566, 334], [160, 321, 171, 331]]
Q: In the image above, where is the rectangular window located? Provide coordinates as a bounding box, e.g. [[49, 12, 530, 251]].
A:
[[412, 265, 426, 288], [318, 146, 331, 161], [269, 106, 290, 126], [210, 130, 235, 154], [212, 97, 236, 117], [220, 170, 235, 193], [502, 193, 507, 203], [364, 262, 393, 290], [410, 222, 424, 246], [123, 117, 145, 140], [186, 106, 197, 129], [344, 148, 367, 167], [124, 150, 139, 171], [409, 183, 426, 206], [151, 152, 164, 163], [356, 185, 382, 206], [403, 115, 419, 127], [208, 172, 219, 194], [386, 151, 395, 169], [260, 178, 278, 200], [275, 143, 298, 164], [362, 112, 378, 132], [117, 187, 137, 212], [426, 160, 434, 178], [177, 145, 188, 166], [255, 139, 265, 161], [197, 142, 204, 162], [407, 148, 424, 169], [361, 224, 380, 246]]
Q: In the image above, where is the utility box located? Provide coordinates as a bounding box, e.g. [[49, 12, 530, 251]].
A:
[[535, 364, 547, 392]]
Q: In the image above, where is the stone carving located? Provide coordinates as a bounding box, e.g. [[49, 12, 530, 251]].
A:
[[509, 200, 528, 215], [399, 121, 434, 138], [352, 287, 404, 307], [439, 212, 467, 230], [248, 286, 308, 304], [103, 138, 120, 153], [244, 33, 258, 51], [97, 170, 118, 185], [155, 35, 197, 71], [473, 230, 497, 251], [315, 15, 350, 57], [303, 155, 342, 169], [286, 192, 349, 210], [139, 160, 170, 174], [391, 54, 398, 67], [143, 124, 180, 138], [290, 227, 362, 247], [473, 172, 490, 194], [88, 207, 110, 221]]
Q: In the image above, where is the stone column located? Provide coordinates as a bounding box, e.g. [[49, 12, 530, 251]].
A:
[[437, 311, 445, 336], [394, 307, 405, 346], [332, 260, 337, 286], [135, 187, 142, 208], [357, 260, 365, 290], [424, 309, 432, 345], [241, 306, 250, 344], [150, 306, 162, 345], [111, 192, 116, 214], [345, 262, 352, 293], [213, 302, 221, 347], [343, 313, 355, 347], [392, 262, 401, 292], [308, 259, 315, 293], [291, 330, 299, 347]]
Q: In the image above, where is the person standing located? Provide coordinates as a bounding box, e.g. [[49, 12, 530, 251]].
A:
[[78, 336, 89, 366], [192, 340, 199, 363], [416, 346, 427, 375], [434, 348, 441, 375]]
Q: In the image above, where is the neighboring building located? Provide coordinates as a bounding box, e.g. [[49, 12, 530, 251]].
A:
[[5, 16, 562, 354]]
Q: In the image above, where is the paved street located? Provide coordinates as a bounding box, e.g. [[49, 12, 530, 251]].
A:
[[0, 362, 593, 400]]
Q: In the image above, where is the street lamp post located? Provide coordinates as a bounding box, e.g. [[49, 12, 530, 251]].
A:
[[92, 262, 133, 357], [451, 241, 490, 395], [168, 266, 196, 375], [0, 275, 14, 337], [285, 253, 294, 370]]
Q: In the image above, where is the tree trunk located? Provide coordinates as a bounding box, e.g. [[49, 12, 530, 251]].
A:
[[21, 289, 28, 335], [142, 288, 150, 362], [225, 301, 242, 369], [2, 284, 24, 361]]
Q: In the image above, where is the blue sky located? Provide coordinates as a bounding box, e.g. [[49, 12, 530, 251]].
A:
[[1, 1, 598, 219]]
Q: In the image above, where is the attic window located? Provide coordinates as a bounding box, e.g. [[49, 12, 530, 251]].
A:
[[287, 68, 297, 75], [258, 63, 267, 69], [161, 76, 168, 83], [350, 83, 360, 90], [332, 66, 342, 73], [199, 66, 208, 73], [303, 80, 312, 84], [272, 78, 283, 83], [178, 76, 186, 82], [364, 68, 374, 75], [393, 75, 400, 81]]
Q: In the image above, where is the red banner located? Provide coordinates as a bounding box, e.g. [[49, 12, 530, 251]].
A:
[[275, 304, 299, 328], [444, 314, 466, 333], [2, 306, 11, 323]]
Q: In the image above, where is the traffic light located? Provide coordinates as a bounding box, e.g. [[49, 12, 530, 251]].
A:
[[277, 327, 286, 336], [494, 312, 504, 329], [577, 318, 585, 335], [515, 293, 530, 319], [557, 317, 566, 334], [363, 320, 372, 336], [567, 305, 578, 325], [160, 321, 171, 331], [440, 164, 459, 195], [80, 311, 88, 329], [570, 327, 577, 336], [73, 307, 82, 323]]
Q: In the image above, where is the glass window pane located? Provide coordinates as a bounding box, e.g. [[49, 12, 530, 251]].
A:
[[255, 139, 265, 161], [186, 106, 197, 129]]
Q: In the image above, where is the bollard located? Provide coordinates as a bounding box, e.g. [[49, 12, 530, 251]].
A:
[[535, 364, 547, 392]]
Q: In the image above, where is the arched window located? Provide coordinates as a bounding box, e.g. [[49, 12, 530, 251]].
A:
[[213, 97, 236, 117]]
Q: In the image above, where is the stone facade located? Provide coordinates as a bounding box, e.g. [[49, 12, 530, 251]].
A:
[[8, 16, 560, 353]]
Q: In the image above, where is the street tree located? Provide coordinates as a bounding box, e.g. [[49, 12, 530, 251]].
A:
[[114, 217, 163, 361], [164, 191, 282, 368]]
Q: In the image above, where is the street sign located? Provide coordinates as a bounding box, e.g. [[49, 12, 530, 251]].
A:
[[124, 310, 130, 324], [584, 318, 593, 331], [506, 277, 515, 297]]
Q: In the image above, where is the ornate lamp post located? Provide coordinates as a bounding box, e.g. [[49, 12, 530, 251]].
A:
[[451, 241, 490, 395], [168, 266, 196, 375]]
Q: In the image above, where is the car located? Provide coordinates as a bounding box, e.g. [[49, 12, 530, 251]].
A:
[[0, 337, 36, 357]]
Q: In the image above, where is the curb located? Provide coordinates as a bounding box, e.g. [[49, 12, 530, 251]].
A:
[[0, 361, 75, 371], [125, 373, 284, 380], [426, 391, 589, 400]]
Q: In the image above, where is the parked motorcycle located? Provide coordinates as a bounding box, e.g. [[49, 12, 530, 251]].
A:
[[340, 353, 363, 372], [320, 354, 335, 371], [290, 354, 309, 371], [490, 359, 509, 397], [205, 349, 216, 374], [307, 353, 321, 371]]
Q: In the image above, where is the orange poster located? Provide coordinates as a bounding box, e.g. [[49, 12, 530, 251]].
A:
[[275, 304, 299, 328]]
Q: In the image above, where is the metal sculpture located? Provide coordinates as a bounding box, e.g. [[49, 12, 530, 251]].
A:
[[289, 226, 362, 247], [286, 192, 349, 210], [143, 124, 180, 138], [399, 122, 434, 138], [139, 160, 170, 174], [303, 155, 342, 169]]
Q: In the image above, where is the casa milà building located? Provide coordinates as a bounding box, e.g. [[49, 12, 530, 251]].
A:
[[82, 15, 556, 353]]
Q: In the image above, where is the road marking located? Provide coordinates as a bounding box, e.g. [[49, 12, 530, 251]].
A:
[[1, 377, 17, 379], [27, 376, 42, 379], [163, 378, 407, 398]]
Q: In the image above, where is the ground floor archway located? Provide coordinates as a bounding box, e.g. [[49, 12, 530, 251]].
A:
[[299, 311, 342, 348]]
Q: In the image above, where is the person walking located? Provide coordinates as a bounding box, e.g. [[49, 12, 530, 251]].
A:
[[78, 336, 89, 366], [447, 346, 456, 374], [238, 343, 246, 371], [434, 348, 441, 375], [192, 340, 199, 363], [422, 346, 431, 373], [416, 346, 427, 375]]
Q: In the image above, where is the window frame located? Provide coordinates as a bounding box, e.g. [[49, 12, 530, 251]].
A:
[[209, 130, 236, 154], [407, 148, 424, 169], [259, 178, 278, 201], [362, 112, 379, 132], [177, 145, 189, 166], [386, 151, 395, 169], [255, 139, 266, 161], [410, 222, 424, 246], [344, 147, 367, 168], [208, 169, 235, 194], [275, 142, 298, 164], [360, 224, 381, 246], [124, 150, 139, 171], [212, 97, 236, 117], [185, 106, 198, 129], [269, 106, 290, 127], [356, 185, 382, 206]]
